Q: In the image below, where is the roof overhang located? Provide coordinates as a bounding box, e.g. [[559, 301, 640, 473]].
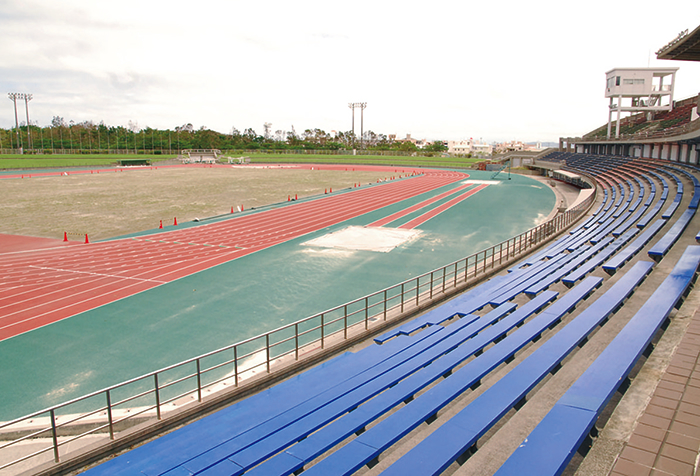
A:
[[657, 25, 700, 62], [554, 170, 582, 180]]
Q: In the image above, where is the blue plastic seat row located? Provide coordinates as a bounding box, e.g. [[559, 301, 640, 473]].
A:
[[294, 278, 604, 476], [603, 219, 666, 275], [648, 208, 697, 261], [524, 239, 613, 297], [377, 261, 654, 476], [233, 292, 561, 476], [562, 228, 640, 287], [495, 246, 700, 476]]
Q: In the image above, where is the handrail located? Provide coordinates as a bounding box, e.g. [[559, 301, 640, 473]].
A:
[[0, 182, 597, 473]]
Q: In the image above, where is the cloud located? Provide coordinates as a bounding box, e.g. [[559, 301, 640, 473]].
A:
[[2, 0, 700, 142]]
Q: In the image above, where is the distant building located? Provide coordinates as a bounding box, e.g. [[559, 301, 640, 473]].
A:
[[391, 133, 432, 148], [493, 141, 543, 154], [447, 139, 493, 156]]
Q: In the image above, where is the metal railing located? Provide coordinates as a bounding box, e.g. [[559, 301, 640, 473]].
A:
[[0, 185, 596, 474]]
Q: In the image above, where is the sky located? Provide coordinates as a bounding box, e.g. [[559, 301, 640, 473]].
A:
[[2, 0, 700, 144]]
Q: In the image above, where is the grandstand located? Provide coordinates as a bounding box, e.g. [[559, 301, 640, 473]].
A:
[[6, 24, 700, 476]]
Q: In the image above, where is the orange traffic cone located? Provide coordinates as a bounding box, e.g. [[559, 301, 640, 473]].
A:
[[159, 220, 163, 229], [84, 234, 89, 244], [174, 217, 178, 226], [63, 232, 68, 242]]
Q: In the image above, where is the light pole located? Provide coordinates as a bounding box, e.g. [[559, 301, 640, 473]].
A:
[[357, 102, 367, 148], [348, 102, 367, 148], [348, 103, 356, 139], [22, 94, 33, 150], [7, 93, 22, 152]]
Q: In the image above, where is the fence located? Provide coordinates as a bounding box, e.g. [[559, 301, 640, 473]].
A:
[[0, 181, 596, 475]]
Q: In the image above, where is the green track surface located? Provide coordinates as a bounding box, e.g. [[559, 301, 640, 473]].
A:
[[0, 171, 554, 420]]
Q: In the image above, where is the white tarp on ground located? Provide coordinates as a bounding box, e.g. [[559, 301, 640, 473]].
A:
[[303, 226, 422, 253]]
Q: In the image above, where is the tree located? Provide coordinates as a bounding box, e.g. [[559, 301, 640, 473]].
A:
[[398, 141, 418, 152], [51, 116, 66, 128], [425, 140, 447, 152]]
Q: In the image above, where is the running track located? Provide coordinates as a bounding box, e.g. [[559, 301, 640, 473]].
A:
[[0, 166, 476, 341]]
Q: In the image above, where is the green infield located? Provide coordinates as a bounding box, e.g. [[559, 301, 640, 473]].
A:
[[235, 152, 481, 169], [0, 154, 176, 169], [0, 152, 483, 170]]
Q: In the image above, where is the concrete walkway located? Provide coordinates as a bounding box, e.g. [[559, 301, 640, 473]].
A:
[[608, 306, 700, 476]]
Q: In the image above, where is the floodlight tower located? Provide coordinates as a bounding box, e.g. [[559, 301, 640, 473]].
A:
[[348, 103, 356, 138], [22, 93, 33, 150], [357, 102, 367, 148], [7, 93, 21, 151], [348, 102, 367, 147]]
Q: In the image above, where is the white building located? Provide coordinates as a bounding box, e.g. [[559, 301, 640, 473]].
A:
[[447, 139, 492, 156]]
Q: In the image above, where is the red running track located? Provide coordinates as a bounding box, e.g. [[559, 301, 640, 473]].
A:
[[0, 166, 468, 341]]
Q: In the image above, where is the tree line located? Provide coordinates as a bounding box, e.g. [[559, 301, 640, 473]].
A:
[[0, 118, 447, 154]]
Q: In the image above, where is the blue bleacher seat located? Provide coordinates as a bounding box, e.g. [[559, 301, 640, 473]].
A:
[[648, 208, 696, 261], [494, 246, 700, 476], [309, 262, 652, 476], [603, 219, 666, 275]]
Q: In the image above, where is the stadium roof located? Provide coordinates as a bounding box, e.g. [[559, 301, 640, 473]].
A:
[[657, 24, 700, 61]]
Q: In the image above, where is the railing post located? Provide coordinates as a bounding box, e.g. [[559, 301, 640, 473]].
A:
[[401, 283, 405, 312], [518, 234, 522, 254], [383, 290, 387, 320], [454, 262, 458, 287], [154, 374, 161, 420], [106, 390, 115, 439], [196, 359, 202, 402], [344, 305, 348, 339], [321, 313, 325, 349], [364, 297, 369, 330], [50, 409, 60, 463], [415, 277, 420, 306], [295, 323, 299, 360], [430, 272, 434, 299], [266, 334, 271, 373], [442, 266, 446, 293], [233, 346, 239, 386]]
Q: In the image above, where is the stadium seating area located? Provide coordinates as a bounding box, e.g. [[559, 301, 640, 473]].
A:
[[583, 95, 699, 139], [84, 153, 700, 476]]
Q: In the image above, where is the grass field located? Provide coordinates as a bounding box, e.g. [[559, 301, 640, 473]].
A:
[[0, 152, 482, 170], [241, 152, 481, 169], [0, 166, 391, 240], [0, 154, 175, 169]]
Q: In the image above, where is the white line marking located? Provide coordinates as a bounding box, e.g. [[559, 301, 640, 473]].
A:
[[27, 266, 168, 284]]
